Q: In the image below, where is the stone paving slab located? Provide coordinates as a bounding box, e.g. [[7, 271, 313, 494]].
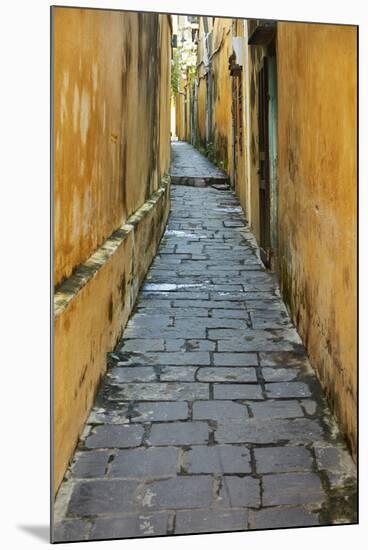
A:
[[192, 400, 249, 420], [53, 519, 90, 542], [262, 473, 325, 506], [254, 446, 313, 473], [197, 367, 258, 382], [218, 476, 261, 508], [90, 512, 169, 540], [175, 509, 248, 534], [213, 352, 258, 365], [147, 421, 209, 446], [213, 383, 264, 400], [139, 476, 213, 510], [215, 418, 324, 444], [261, 367, 300, 381], [160, 366, 197, 381], [249, 507, 320, 530], [109, 447, 178, 478], [54, 160, 357, 542], [182, 445, 251, 474], [107, 367, 157, 383], [114, 351, 211, 366], [104, 382, 210, 401], [71, 450, 111, 478], [249, 400, 304, 419], [84, 425, 144, 449], [130, 402, 189, 423], [67, 479, 140, 516]]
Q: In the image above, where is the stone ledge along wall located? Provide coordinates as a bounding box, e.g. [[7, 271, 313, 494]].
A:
[[277, 23, 357, 457], [53, 7, 172, 494]]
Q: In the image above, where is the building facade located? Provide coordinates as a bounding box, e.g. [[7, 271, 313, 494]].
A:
[[179, 17, 357, 457], [53, 7, 172, 493]]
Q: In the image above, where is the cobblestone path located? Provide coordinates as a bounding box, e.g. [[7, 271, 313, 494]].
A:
[[54, 146, 357, 542], [170, 141, 228, 185]]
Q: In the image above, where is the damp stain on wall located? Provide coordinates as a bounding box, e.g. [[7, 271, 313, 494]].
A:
[[277, 22, 357, 457]]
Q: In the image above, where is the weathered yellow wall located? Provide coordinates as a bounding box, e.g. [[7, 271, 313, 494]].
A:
[[277, 22, 357, 456], [54, 8, 171, 286], [189, 16, 357, 458], [231, 19, 250, 216], [185, 81, 191, 142], [53, 7, 172, 493], [54, 230, 134, 496], [175, 77, 186, 141], [54, 184, 170, 494], [197, 77, 207, 145], [159, 18, 173, 174], [211, 18, 233, 174], [194, 18, 251, 200], [245, 24, 270, 242], [195, 18, 208, 148]]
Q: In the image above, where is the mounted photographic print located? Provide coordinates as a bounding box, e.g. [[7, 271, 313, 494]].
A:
[[52, 4, 358, 543]]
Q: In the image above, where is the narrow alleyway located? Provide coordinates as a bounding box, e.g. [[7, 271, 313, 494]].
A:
[[54, 143, 357, 542], [170, 141, 228, 186]]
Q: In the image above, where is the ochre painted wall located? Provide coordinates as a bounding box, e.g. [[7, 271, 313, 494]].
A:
[[176, 16, 357, 458], [231, 19, 250, 217], [194, 18, 251, 212], [193, 18, 235, 176], [210, 18, 233, 174], [185, 80, 191, 143], [175, 78, 186, 141], [54, 8, 171, 286], [53, 8, 172, 493], [196, 18, 207, 148], [197, 77, 207, 146], [159, 18, 172, 177], [54, 185, 170, 495], [277, 22, 357, 456], [54, 229, 134, 497]]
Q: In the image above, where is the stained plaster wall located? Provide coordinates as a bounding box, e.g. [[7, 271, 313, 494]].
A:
[[277, 22, 357, 456], [210, 18, 233, 175], [230, 19, 250, 215], [197, 77, 207, 145], [196, 17, 209, 148], [53, 8, 172, 493], [181, 16, 357, 458], [245, 23, 270, 243], [175, 77, 187, 140], [54, 8, 171, 286]]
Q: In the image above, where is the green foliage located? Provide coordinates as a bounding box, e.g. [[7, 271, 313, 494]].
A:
[[187, 65, 196, 86], [197, 142, 215, 163], [196, 141, 227, 172], [205, 142, 215, 163], [171, 42, 197, 98]]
